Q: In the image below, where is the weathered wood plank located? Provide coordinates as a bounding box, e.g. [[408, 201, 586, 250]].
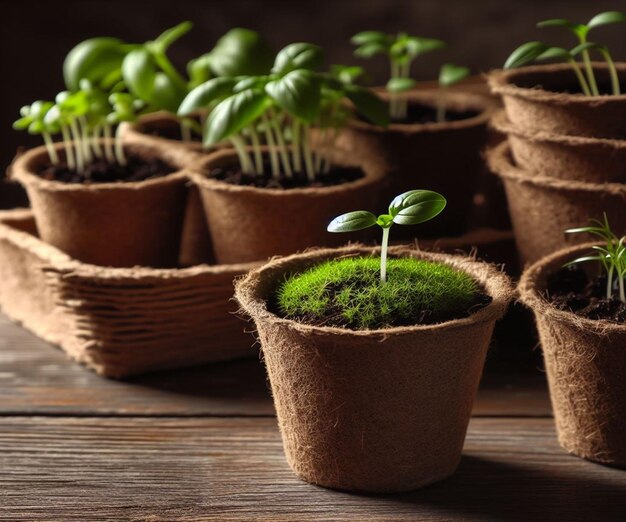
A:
[[0, 417, 624, 521], [0, 313, 551, 417]]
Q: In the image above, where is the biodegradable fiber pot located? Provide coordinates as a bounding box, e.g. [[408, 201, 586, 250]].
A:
[[489, 63, 626, 139], [487, 141, 626, 265], [235, 245, 513, 493], [191, 148, 385, 264], [519, 243, 626, 466], [491, 110, 626, 183], [337, 89, 496, 237], [11, 141, 188, 268]]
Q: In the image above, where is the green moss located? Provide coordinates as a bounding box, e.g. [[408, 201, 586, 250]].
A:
[[276, 256, 484, 330]]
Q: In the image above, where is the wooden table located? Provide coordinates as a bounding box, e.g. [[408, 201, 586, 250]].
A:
[[2, 313, 625, 521]]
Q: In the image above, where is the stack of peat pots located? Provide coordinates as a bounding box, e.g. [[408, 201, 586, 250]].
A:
[[489, 62, 626, 468]]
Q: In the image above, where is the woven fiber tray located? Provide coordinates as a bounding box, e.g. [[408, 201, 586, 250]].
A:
[[0, 209, 258, 378]]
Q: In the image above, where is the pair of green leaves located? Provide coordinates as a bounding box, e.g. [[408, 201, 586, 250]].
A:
[[327, 190, 447, 233], [537, 11, 626, 40], [351, 31, 444, 63]]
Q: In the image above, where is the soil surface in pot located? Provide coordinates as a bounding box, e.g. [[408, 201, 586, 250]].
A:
[[145, 125, 202, 142], [546, 265, 626, 323], [209, 162, 364, 190], [272, 256, 491, 329], [359, 102, 479, 125], [38, 156, 176, 184]]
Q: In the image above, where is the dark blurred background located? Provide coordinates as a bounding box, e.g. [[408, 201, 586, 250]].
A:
[[2, 0, 626, 171]]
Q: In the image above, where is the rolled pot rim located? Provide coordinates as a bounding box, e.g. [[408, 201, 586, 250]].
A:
[[9, 140, 189, 192], [235, 244, 513, 339], [491, 110, 626, 150], [519, 241, 626, 333], [348, 89, 496, 134], [189, 146, 385, 197], [488, 62, 626, 104], [488, 141, 626, 195]]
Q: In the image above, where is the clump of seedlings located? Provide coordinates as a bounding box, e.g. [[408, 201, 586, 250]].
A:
[[504, 11, 626, 96], [350, 31, 470, 122], [276, 189, 487, 329], [179, 42, 388, 183]]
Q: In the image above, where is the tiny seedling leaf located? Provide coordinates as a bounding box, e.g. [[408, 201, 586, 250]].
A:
[[504, 42, 549, 69], [354, 42, 388, 58], [588, 11, 626, 29], [439, 64, 470, 87], [272, 43, 324, 75], [327, 211, 377, 233], [537, 47, 572, 61], [344, 85, 389, 126], [210, 28, 274, 76], [63, 37, 128, 91], [265, 69, 321, 122], [350, 31, 389, 46], [178, 77, 237, 116], [122, 49, 157, 101], [386, 77, 416, 93], [388, 190, 447, 225]]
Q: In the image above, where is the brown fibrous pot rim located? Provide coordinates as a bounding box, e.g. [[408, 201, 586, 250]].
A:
[[488, 62, 626, 105], [235, 244, 514, 339], [189, 146, 385, 197], [518, 241, 626, 334], [8, 140, 189, 192], [487, 141, 626, 195]]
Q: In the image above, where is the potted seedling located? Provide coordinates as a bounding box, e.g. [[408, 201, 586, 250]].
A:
[[11, 56, 188, 267], [235, 190, 513, 492], [185, 42, 390, 264], [519, 216, 626, 466], [337, 30, 496, 237], [489, 11, 626, 138]]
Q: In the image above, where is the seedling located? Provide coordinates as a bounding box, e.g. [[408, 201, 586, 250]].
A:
[[178, 43, 388, 181], [437, 63, 470, 122], [327, 190, 446, 282], [504, 11, 626, 96], [351, 31, 445, 120], [565, 214, 626, 302]]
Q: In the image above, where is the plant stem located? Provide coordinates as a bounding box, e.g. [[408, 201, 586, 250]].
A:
[[607, 264, 614, 299], [579, 35, 600, 96], [268, 108, 293, 178], [153, 52, 188, 92], [380, 226, 391, 283], [260, 114, 280, 179], [91, 125, 103, 158], [79, 117, 93, 163], [568, 59, 591, 96], [229, 134, 254, 174], [60, 124, 76, 170], [599, 49, 621, 96], [291, 119, 302, 173], [42, 132, 59, 165], [103, 124, 115, 163], [114, 124, 127, 166], [301, 124, 316, 182], [247, 124, 264, 175], [69, 120, 84, 173], [620, 271, 625, 303]]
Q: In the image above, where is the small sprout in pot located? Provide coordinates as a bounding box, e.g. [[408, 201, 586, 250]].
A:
[[564, 214, 626, 302], [351, 31, 445, 121], [327, 189, 446, 282], [437, 63, 470, 122], [504, 11, 626, 96]]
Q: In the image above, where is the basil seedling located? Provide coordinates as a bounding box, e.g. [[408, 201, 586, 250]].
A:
[[437, 63, 470, 122], [565, 214, 626, 302], [327, 190, 446, 282], [351, 31, 445, 120], [505, 11, 626, 96]]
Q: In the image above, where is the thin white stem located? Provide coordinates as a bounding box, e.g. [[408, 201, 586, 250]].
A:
[[568, 59, 591, 96], [607, 265, 614, 300], [580, 35, 600, 96], [291, 119, 302, 173], [600, 50, 621, 96], [60, 124, 75, 170], [114, 124, 127, 166], [301, 124, 316, 182], [268, 109, 293, 178], [91, 125, 103, 158], [314, 128, 327, 172], [619, 271, 625, 303], [248, 124, 264, 175], [103, 124, 115, 163], [69, 120, 84, 174], [229, 134, 254, 174], [260, 114, 280, 179], [79, 116, 93, 163], [42, 133, 59, 165], [380, 226, 391, 283]]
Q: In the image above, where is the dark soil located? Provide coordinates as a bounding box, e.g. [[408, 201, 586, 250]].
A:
[[146, 124, 202, 142], [209, 162, 364, 190], [359, 101, 479, 125], [38, 156, 176, 184], [546, 264, 626, 323]]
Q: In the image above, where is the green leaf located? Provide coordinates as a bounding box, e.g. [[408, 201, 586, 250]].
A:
[[122, 49, 157, 101], [344, 85, 389, 126], [570, 42, 604, 56], [330, 64, 364, 85], [588, 11, 626, 29], [537, 47, 572, 61], [151, 73, 186, 113], [204, 89, 269, 146], [327, 211, 377, 233], [537, 18, 575, 29], [350, 31, 389, 46], [404, 37, 445, 57], [272, 43, 324, 74], [504, 42, 549, 69], [389, 190, 447, 225], [210, 28, 275, 76], [354, 42, 388, 58], [438, 64, 470, 87], [563, 255, 603, 267], [63, 37, 129, 91], [187, 53, 213, 88], [178, 77, 237, 116], [386, 77, 416, 92], [265, 70, 321, 122], [153, 21, 193, 51], [13, 116, 33, 130]]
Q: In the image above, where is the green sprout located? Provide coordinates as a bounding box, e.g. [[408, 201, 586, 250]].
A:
[[178, 42, 388, 181], [351, 31, 445, 120], [327, 190, 446, 282], [437, 63, 470, 122], [504, 11, 626, 96], [565, 214, 626, 302]]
